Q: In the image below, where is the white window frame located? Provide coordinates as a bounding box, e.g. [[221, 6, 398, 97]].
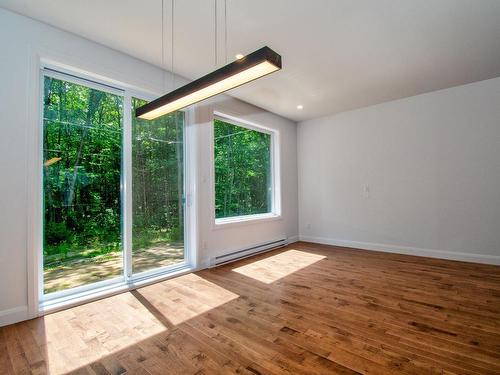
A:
[[31, 61, 197, 315], [211, 112, 282, 228]]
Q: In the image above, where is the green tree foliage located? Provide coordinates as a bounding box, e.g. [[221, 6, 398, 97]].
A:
[[43, 75, 271, 273], [43, 76, 122, 262], [214, 119, 271, 218], [42, 78, 185, 269]]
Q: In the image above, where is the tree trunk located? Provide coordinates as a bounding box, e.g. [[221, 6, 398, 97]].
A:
[[66, 90, 103, 208]]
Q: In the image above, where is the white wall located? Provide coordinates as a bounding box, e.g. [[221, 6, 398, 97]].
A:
[[298, 77, 500, 264], [0, 8, 298, 325]]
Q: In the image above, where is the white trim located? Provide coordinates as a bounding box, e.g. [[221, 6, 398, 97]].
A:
[[214, 111, 275, 134], [41, 66, 124, 96], [210, 111, 282, 228], [287, 235, 300, 244], [299, 235, 500, 265], [42, 276, 123, 304], [0, 306, 29, 327], [123, 93, 133, 278], [130, 261, 189, 282], [214, 213, 282, 229], [37, 52, 162, 97], [184, 107, 199, 269], [26, 50, 43, 320]]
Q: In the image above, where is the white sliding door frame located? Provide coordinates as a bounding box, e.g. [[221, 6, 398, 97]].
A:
[[30, 60, 197, 316]]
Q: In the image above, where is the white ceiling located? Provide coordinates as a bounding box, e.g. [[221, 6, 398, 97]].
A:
[[1, 0, 500, 122]]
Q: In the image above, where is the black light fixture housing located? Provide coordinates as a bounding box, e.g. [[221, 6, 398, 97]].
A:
[[136, 46, 282, 120]]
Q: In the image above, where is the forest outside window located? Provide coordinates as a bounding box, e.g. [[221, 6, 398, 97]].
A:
[[213, 115, 279, 224], [42, 73, 124, 293], [131, 98, 185, 274], [41, 66, 188, 300]]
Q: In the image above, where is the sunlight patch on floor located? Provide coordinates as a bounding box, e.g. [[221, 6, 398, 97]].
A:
[[42, 292, 166, 374], [232, 249, 326, 283], [133, 273, 239, 325], [40, 273, 238, 373]]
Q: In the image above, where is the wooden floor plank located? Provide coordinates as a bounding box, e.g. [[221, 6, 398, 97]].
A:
[[1, 241, 499, 374]]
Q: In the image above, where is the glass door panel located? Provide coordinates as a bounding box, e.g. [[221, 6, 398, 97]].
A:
[[42, 75, 124, 294], [131, 98, 185, 274]]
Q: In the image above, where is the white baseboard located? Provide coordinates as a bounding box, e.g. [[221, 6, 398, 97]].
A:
[[299, 235, 500, 265], [0, 305, 28, 327], [288, 235, 300, 244]]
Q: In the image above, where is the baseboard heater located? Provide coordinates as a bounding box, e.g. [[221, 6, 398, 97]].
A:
[[210, 238, 288, 267]]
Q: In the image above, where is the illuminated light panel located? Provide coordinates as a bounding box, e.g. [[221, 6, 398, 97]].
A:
[[138, 62, 278, 120], [136, 46, 282, 120], [232, 249, 326, 284]]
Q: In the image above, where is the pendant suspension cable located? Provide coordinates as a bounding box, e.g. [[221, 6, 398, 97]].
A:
[[161, 0, 165, 92], [171, 0, 175, 91], [214, 0, 218, 69], [224, 0, 227, 64], [135, 0, 282, 121]]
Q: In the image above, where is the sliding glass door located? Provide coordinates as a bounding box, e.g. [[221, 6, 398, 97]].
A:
[[42, 74, 124, 294], [131, 98, 185, 274], [41, 70, 187, 299]]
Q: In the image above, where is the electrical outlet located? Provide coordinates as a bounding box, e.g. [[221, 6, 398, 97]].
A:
[[362, 184, 370, 198], [306, 223, 311, 230]]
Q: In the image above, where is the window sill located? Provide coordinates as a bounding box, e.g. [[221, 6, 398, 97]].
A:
[[213, 213, 282, 229]]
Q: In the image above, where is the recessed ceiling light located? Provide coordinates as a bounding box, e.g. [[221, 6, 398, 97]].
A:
[[297, 105, 304, 110], [235, 53, 244, 60]]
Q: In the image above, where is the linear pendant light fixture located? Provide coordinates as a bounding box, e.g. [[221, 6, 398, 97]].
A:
[[136, 46, 282, 120]]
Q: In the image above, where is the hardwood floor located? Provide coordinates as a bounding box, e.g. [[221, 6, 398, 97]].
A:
[[1, 241, 500, 374]]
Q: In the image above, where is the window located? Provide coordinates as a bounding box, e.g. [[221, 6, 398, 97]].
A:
[[213, 115, 278, 222], [41, 67, 189, 300]]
